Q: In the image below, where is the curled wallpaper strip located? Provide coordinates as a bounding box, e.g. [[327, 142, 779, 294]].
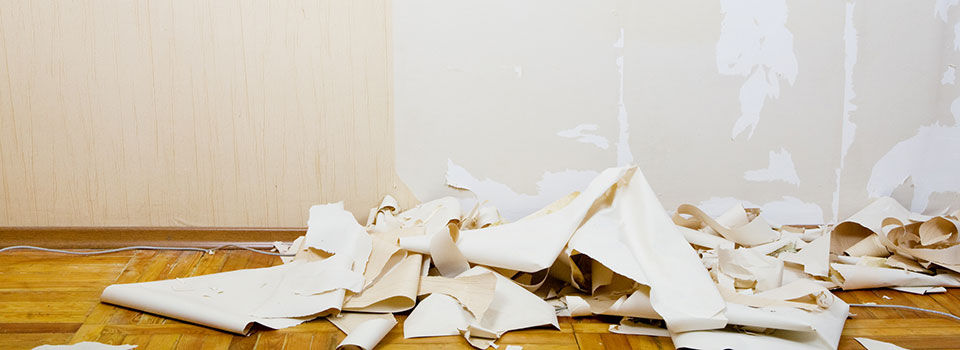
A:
[[745, 235, 796, 256], [676, 203, 780, 247], [880, 218, 960, 268], [722, 278, 834, 312], [918, 216, 958, 246], [474, 205, 503, 228], [845, 234, 890, 258], [832, 263, 960, 290], [458, 199, 504, 231], [677, 225, 735, 250], [428, 223, 471, 277], [824, 196, 960, 294], [396, 197, 466, 265], [328, 313, 397, 350], [831, 197, 911, 255], [366, 195, 399, 226], [454, 167, 631, 272]]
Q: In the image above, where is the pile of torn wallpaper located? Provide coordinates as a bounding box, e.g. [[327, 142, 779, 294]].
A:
[[95, 166, 960, 349]]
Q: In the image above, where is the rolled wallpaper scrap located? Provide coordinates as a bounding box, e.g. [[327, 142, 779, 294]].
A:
[[328, 313, 397, 350]]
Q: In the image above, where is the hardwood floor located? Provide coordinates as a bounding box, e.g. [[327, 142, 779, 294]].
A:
[[1, 250, 959, 349]]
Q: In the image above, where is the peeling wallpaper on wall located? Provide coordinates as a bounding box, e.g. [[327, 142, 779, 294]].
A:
[[394, 0, 960, 224], [717, 0, 798, 140], [863, 1, 960, 215]]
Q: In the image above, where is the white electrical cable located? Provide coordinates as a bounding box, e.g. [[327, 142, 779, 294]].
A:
[[850, 303, 960, 322], [0, 244, 295, 257]]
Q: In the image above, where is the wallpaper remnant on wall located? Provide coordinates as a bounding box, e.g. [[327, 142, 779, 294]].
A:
[[614, 27, 635, 167], [743, 148, 800, 186], [861, 0, 960, 216], [395, 0, 959, 224], [867, 102, 960, 213], [834, 1, 860, 222], [556, 124, 610, 150], [446, 160, 599, 221], [716, 0, 798, 140]]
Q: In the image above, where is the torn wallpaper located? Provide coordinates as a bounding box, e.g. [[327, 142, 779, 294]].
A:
[[99, 166, 960, 349]]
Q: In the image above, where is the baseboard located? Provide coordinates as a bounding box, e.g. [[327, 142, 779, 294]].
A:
[[0, 227, 306, 249]]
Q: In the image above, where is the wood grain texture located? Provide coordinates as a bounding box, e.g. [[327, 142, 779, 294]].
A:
[[1, 250, 959, 349], [0, 226, 305, 248], [0, 0, 415, 227]]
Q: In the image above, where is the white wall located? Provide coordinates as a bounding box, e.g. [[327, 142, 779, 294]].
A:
[[394, 0, 960, 224]]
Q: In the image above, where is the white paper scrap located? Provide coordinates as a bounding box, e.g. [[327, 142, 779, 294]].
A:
[[855, 337, 909, 350]]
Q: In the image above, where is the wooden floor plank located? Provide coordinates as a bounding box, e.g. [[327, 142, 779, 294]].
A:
[[574, 333, 605, 350], [626, 335, 673, 350], [3, 249, 960, 349], [0, 322, 81, 334], [281, 333, 313, 350], [256, 331, 286, 349], [220, 252, 254, 273], [94, 325, 128, 345], [0, 332, 73, 350], [174, 334, 205, 350], [67, 324, 104, 343], [119, 334, 153, 349], [310, 331, 345, 350], [201, 334, 235, 350], [226, 332, 258, 350], [144, 334, 181, 350]]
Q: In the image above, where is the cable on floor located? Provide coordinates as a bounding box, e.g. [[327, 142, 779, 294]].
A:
[[0, 244, 295, 257], [850, 303, 960, 322]]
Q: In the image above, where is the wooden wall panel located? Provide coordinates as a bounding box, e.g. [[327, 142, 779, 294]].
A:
[[0, 0, 414, 227]]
